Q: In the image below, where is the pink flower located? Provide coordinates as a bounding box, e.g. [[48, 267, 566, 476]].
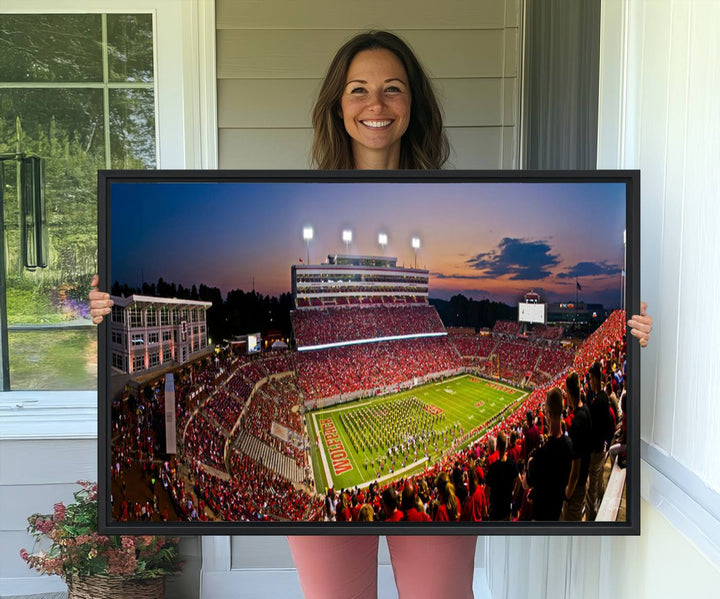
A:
[[19, 548, 29, 562], [53, 502, 66, 522], [107, 548, 137, 576], [121, 537, 135, 550], [43, 557, 64, 576], [34, 518, 54, 535]]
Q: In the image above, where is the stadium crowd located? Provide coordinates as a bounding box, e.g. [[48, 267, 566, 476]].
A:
[[110, 297, 627, 525], [292, 304, 445, 347], [317, 310, 627, 524], [239, 375, 307, 468], [296, 295, 427, 308], [296, 337, 463, 401], [110, 347, 319, 523]]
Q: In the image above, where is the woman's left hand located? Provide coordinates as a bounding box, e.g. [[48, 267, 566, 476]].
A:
[[627, 301, 652, 347]]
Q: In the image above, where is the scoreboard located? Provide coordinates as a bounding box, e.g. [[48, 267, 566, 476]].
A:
[[518, 302, 546, 324]]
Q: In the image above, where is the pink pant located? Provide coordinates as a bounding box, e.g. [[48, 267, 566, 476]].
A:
[[287, 535, 477, 599]]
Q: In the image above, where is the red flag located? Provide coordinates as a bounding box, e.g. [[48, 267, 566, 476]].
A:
[[299, 257, 303, 263]]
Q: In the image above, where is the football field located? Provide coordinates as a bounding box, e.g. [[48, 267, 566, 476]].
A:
[[307, 374, 526, 491]]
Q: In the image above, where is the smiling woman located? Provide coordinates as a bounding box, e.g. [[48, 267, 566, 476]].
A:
[[311, 30, 448, 170], [339, 48, 412, 169]]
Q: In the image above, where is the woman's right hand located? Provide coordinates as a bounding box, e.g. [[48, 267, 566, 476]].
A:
[[89, 274, 113, 324]]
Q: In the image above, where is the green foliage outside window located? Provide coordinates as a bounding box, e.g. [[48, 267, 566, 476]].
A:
[[0, 13, 155, 390]]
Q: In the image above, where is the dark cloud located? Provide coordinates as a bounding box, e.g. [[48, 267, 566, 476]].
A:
[[557, 261, 621, 279], [465, 237, 559, 281]]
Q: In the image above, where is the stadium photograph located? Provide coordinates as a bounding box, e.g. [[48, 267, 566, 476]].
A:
[[102, 175, 631, 527]]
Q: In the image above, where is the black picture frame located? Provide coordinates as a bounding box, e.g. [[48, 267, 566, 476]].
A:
[[98, 169, 640, 536]]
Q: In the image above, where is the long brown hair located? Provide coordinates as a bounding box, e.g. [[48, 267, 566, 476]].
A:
[[436, 472, 459, 520], [311, 30, 449, 170]]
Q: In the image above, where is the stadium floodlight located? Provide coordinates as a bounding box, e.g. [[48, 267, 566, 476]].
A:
[[411, 237, 420, 268], [303, 225, 313, 264], [342, 229, 352, 252], [378, 232, 388, 255]]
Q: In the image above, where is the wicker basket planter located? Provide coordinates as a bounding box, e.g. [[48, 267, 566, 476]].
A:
[[67, 575, 165, 599]]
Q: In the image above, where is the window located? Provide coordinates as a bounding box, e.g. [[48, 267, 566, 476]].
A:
[[148, 351, 159, 368], [163, 347, 172, 362], [111, 331, 123, 345], [162, 330, 172, 341], [160, 308, 170, 326], [132, 354, 144, 372], [112, 352, 124, 370], [148, 332, 159, 344], [131, 334, 144, 346], [0, 13, 155, 390], [146, 306, 158, 327], [129, 306, 145, 328], [111, 306, 126, 323]]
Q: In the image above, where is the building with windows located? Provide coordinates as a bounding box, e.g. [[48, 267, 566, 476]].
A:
[[110, 295, 212, 375], [292, 254, 429, 308]]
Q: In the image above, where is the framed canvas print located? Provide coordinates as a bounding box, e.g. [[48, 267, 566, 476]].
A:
[[98, 169, 640, 535]]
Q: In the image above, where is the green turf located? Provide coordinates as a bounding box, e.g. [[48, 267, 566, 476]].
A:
[[308, 374, 525, 490]]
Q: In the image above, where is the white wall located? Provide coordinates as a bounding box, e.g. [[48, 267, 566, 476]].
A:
[[0, 397, 97, 596], [0, 397, 202, 599], [486, 0, 720, 596], [216, 0, 522, 169]]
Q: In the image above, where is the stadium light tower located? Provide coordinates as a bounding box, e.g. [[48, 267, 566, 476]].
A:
[[411, 237, 420, 269], [342, 229, 352, 252], [303, 225, 313, 264], [378, 232, 388, 255]]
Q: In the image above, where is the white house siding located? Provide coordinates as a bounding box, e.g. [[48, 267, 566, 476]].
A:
[[485, 0, 720, 596], [216, 0, 522, 170]]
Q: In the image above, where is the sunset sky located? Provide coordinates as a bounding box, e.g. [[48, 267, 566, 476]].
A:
[[111, 179, 627, 308]]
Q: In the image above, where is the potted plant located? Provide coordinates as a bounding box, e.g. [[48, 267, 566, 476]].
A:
[[20, 480, 182, 599]]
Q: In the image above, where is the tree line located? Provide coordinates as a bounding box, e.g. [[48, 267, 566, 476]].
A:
[[111, 278, 293, 344], [111, 277, 518, 344]]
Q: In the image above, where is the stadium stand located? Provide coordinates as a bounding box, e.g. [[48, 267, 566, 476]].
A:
[[292, 304, 445, 347], [111, 303, 627, 524]]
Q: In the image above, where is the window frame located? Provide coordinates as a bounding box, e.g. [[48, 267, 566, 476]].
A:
[[0, 0, 217, 419]]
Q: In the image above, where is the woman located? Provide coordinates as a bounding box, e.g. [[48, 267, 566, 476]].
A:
[[433, 472, 460, 522], [89, 30, 653, 599], [289, 31, 476, 599]]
